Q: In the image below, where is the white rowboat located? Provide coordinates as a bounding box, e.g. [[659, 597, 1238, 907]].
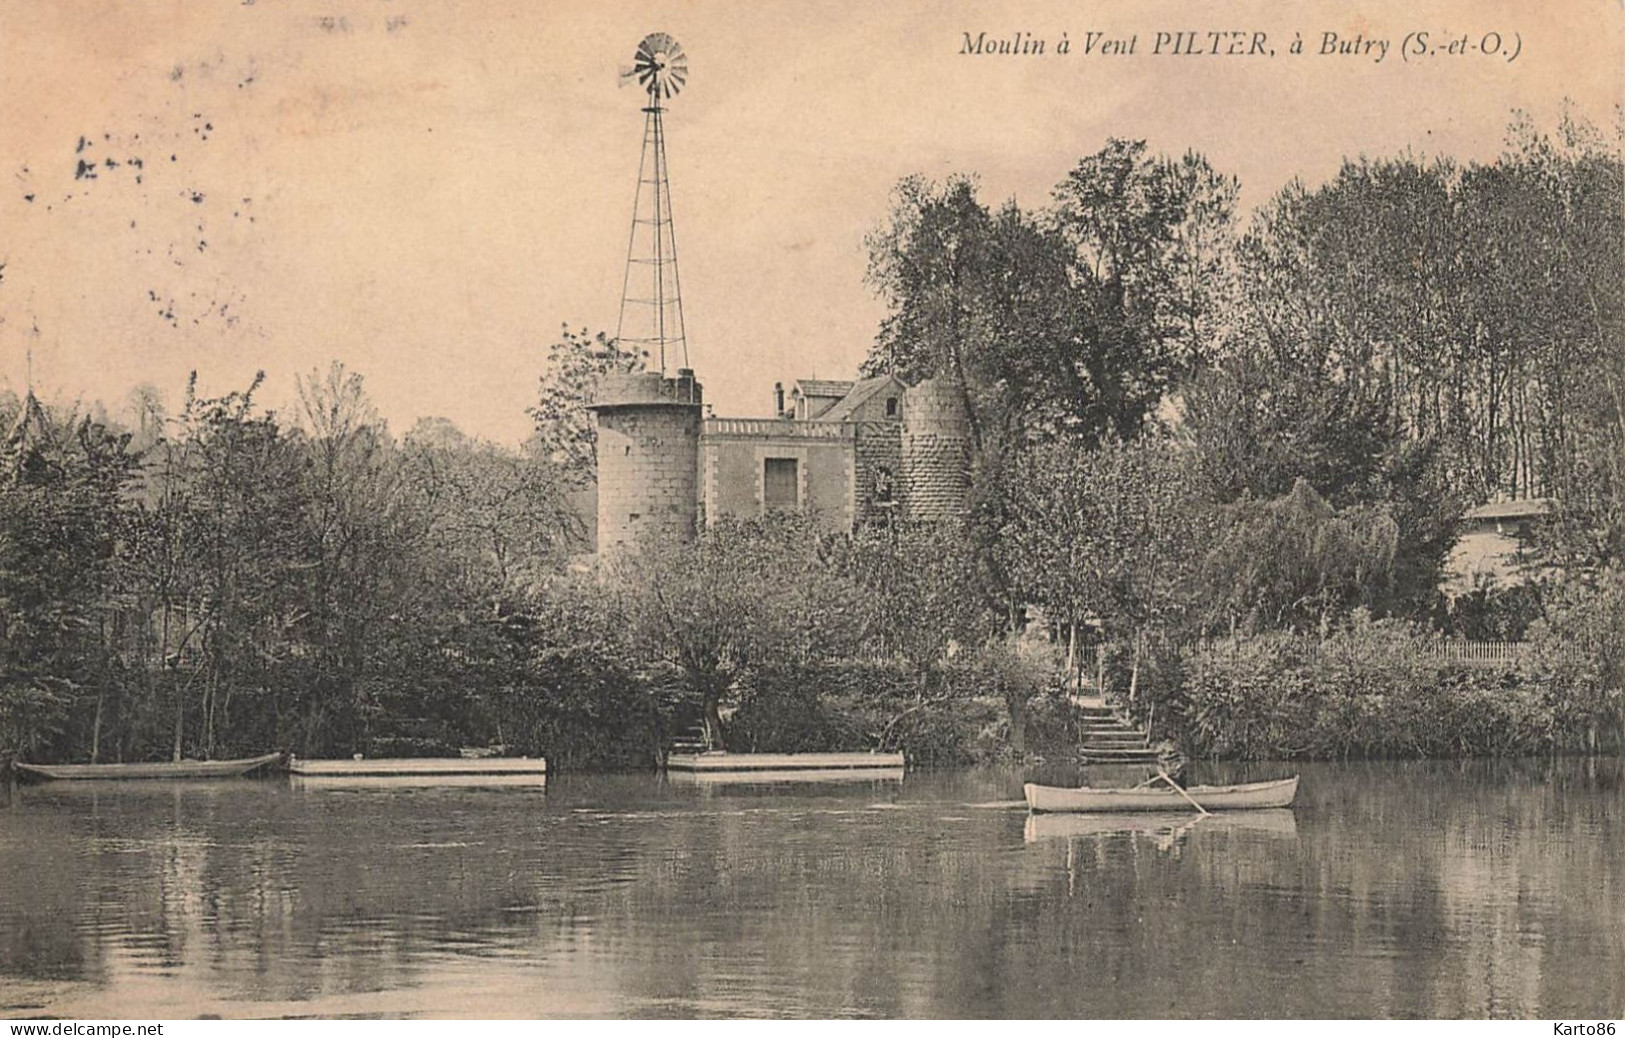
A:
[[1024, 776, 1299, 813]]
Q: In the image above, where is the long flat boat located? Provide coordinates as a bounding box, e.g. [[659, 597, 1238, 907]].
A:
[[286, 757, 547, 778], [664, 751, 905, 773], [1024, 775, 1299, 813], [13, 752, 284, 782], [668, 766, 906, 785]]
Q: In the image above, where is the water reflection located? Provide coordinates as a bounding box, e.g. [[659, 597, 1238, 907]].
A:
[[0, 760, 1619, 1018]]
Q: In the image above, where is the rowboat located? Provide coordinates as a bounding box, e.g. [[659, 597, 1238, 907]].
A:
[[12, 752, 285, 782], [1023, 775, 1299, 813]]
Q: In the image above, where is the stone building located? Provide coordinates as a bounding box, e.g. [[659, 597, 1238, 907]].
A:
[[1442, 497, 1555, 594], [590, 369, 704, 555], [589, 369, 972, 557]]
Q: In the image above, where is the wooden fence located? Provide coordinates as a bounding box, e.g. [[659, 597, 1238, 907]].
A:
[[1425, 640, 1529, 665]]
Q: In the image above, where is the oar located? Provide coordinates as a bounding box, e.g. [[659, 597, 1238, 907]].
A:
[[1157, 769, 1210, 816]]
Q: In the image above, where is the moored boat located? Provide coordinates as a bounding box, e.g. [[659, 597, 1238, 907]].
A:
[[667, 766, 905, 785], [13, 752, 285, 782], [286, 756, 547, 778], [664, 751, 905, 773], [1024, 775, 1299, 813]]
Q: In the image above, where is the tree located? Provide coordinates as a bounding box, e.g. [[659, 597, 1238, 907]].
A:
[[132, 373, 309, 760], [999, 437, 1207, 697], [1051, 139, 1240, 438], [403, 419, 585, 601], [289, 362, 423, 755], [862, 176, 1101, 450], [614, 514, 858, 751], [1201, 478, 1400, 635], [529, 325, 646, 484], [0, 396, 139, 762]]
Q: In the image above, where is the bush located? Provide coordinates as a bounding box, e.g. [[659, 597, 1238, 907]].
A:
[[1525, 567, 1625, 754], [729, 661, 854, 753], [1177, 617, 1568, 759], [0, 680, 72, 763]]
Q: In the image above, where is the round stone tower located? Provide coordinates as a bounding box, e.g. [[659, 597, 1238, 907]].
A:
[[589, 368, 703, 558], [901, 377, 973, 521]]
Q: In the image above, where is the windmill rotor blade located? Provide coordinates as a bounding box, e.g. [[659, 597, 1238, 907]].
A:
[[630, 33, 686, 102]]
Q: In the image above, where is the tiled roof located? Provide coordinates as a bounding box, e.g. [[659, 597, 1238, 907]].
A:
[[793, 379, 854, 399], [819, 375, 905, 422]]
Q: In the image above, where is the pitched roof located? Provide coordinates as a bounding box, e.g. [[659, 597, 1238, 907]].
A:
[[1464, 498, 1554, 521], [792, 379, 854, 400], [820, 374, 906, 422]]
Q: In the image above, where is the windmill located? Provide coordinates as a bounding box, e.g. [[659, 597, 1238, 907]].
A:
[[616, 32, 691, 379]]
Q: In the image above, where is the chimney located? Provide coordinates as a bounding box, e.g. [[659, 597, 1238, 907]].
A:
[[774, 382, 785, 418]]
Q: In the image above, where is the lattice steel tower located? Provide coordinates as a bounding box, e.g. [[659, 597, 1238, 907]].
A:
[[617, 32, 691, 379]]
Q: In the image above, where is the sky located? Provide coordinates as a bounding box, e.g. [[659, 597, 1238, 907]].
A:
[[1, 0, 1620, 445]]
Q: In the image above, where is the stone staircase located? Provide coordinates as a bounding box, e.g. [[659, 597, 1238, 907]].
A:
[[1074, 701, 1170, 766]]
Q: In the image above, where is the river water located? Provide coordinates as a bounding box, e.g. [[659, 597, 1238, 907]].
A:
[[1, 759, 1620, 1019]]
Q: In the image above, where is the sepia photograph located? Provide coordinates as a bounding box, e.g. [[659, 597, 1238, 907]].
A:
[[0, 0, 1621, 1023]]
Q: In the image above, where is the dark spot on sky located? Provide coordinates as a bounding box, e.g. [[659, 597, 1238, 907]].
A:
[[74, 159, 97, 180], [104, 157, 118, 169], [170, 65, 184, 81], [23, 194, 33, 203], [190, 191, 204, 203], [170, 155, 177, 162], [75, 136, 87, 154]]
